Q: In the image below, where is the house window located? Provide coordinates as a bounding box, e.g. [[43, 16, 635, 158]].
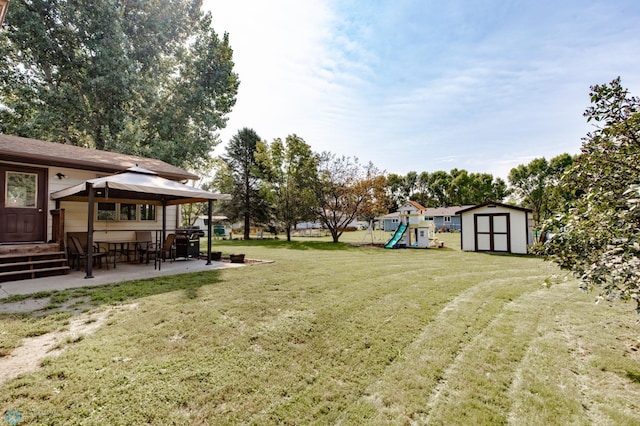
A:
[[140, 204, 156, 221], [120, 203, 137, 221], [96, 203, 158, 221], [97, 202, 117, 220], [5, 171, 37, 208], [444, 216, 451, 223]]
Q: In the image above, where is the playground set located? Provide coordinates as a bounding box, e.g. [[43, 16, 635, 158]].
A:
[[383, 210, 439, 249], [361, 208, 440, 248]]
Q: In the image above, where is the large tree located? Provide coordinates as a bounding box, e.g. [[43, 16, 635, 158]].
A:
[[508, 154, 574, 225], [426, 170, 452, 207], [387, 169, 508, 208], [0, 0, 238, 171], [315, 153, 386, 243], [542, 78, 640, 312], [256, 135, 319, 241], [385, 173, 409, 211], [219, 128, 270, 240]]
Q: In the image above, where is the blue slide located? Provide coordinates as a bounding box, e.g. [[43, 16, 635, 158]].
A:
[[384, 223, 408, 249]]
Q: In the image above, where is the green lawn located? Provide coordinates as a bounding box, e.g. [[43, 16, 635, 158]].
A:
[[1, 232, 640, 424]]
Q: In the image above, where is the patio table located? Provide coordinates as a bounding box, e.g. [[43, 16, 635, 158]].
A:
[[95, 240, 151, 269]]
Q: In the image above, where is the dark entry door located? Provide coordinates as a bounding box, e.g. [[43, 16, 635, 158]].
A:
[[474, 213, 510, 252], [0, 164, 47, 243]]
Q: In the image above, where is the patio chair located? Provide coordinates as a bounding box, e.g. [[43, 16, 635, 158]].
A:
[[147, 233, 177, 265], [69, 235, 109, 271], [159, 233, 177, 262], [66, 232, 104, 269], [135, 231, 154, 263]]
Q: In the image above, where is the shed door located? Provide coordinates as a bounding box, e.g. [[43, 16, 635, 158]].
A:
[[0, 165, 47, 243], [474, 213, 510, 252]]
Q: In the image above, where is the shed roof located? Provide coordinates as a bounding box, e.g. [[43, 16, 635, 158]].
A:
[[456, 201, 532, 215], [0, 134, 198, 181]]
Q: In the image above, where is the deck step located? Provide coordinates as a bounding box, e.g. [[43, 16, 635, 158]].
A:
[[0, 251, 70, 283], [0, 258, 68, 269], [0, 251, 67, 260], [0, 266, 71, 279]]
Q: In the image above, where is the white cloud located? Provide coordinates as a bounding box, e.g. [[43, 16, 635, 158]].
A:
[[204, 0, 338, 143], [203, 0, 640, 180]]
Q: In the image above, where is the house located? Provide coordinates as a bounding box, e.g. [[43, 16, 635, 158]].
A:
[[0, 134, 226, 280], [456, 201, 534, 254], [377, 203, 472, 232], [377, 212, 400, 232], [422, 205, 473, 232]]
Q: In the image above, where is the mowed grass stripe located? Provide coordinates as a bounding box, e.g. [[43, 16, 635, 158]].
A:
[[238, 251, 483, 423], [506, 279, 640, 426], [506, 281, 596, 425], [341, 261, 555, 424], [421, 277, 562, 425]]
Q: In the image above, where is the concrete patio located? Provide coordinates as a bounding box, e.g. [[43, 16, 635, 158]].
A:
[[0, 258, 244, 299]]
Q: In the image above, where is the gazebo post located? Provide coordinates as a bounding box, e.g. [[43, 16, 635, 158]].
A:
[[49, 167, 231, 274], [160, 201, 167, 270], [85, 182, 95, 279], [162, 201, 167, 243], [206, 200, 213, 265]]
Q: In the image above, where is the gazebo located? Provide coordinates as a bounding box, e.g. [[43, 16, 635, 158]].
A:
[[51, 167, 230, 278]]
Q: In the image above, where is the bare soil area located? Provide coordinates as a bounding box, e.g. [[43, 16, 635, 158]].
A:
[[0, 304, 137, 386]]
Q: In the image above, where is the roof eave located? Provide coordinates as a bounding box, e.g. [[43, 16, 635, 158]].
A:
[[2, 152, 198, 181], [456, 201, 533, 215]]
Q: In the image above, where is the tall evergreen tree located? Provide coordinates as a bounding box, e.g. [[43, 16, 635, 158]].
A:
[[219, 128, 270, 240]]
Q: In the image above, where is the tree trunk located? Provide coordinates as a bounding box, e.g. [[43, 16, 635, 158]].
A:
[[244, 213, 250, 240]]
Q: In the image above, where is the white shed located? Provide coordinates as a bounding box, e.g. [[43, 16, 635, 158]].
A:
[[457, 202, 534, 254]]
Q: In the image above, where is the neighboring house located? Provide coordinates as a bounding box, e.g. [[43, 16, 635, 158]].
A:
[[422, 205, 473, 232], [377, 203, 472, 232], [377, 212, 400, 232], [457, 201, 534, 254], [296, 221, 322, 230], [0, 134, 223, 280]]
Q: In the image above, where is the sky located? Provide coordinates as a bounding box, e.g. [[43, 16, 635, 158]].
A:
[[202, 0, 640, 180]]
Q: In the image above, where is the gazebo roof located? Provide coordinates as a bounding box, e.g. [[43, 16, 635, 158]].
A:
[[51, 167, 230, 205]]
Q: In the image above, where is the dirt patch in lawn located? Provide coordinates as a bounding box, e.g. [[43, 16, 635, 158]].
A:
[[0, 304, 137, 386]]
